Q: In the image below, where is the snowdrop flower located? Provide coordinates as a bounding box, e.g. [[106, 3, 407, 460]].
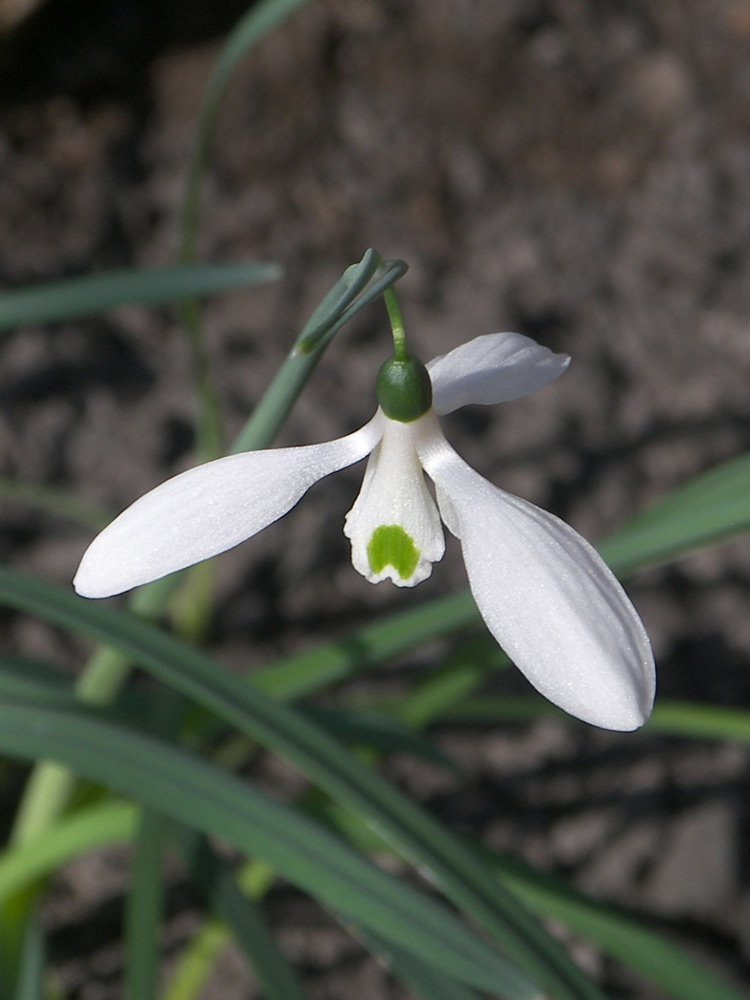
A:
[[74, 330, 655, 731]]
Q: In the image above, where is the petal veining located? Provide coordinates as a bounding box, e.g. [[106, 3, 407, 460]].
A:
[[74, 414, 384, 598], [344, 413, 445, 587], [417, 433, 655, 731], [427, 333, 570, 415]]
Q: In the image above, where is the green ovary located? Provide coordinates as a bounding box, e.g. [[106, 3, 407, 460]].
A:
[[367, 525, 420, 581]]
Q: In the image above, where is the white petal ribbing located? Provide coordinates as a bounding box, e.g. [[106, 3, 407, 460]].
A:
[[427, 333, 570, 415], [417, 432, 655, 731], [344, 413, 445, 587], [74, 415, 384, 598]]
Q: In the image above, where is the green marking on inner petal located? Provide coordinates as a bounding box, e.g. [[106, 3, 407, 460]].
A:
[[367, 525, 420, 580]]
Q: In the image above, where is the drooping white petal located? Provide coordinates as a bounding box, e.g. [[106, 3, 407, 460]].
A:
[[427, 333, 570, 415], [74, 414, 385, 599], [417, 431, 655, 731], [344, 413, 445, 587]]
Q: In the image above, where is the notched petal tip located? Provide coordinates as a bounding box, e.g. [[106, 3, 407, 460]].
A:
[[351, 522, 439, 588]]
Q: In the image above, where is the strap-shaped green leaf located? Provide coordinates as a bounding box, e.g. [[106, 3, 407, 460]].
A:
[[599, 451, 750, 576], [0, 697, 536, 999], [13, 922, 45, 1000], [175, 830, 312, 1000], [0, 801, 138, 902], [446, 695, 750, 747], [0, 261, 280, 330], [125, 810, 167, 1000], [362, 930, 484, 1000], [322, 798, 747, 1000], [486, 851, 746, 1000]]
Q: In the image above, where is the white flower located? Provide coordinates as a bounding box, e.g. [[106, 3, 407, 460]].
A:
[[74, 333, 655, 731]]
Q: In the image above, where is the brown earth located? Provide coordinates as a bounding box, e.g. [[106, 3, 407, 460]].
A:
[[1, 1, 750, 997]]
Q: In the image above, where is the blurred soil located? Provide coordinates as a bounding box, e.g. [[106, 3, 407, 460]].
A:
[[1, 0, 750, 997]]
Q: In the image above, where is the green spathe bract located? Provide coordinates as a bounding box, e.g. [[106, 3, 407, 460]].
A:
[[376, 357, 433, 423], [367, 525, 420, 580]]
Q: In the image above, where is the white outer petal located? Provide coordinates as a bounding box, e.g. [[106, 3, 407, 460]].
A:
[[416, 430, 655, 731], [74, 414, 384, 598], [344, 413, 445, 587], [427, 333, 571, 415]]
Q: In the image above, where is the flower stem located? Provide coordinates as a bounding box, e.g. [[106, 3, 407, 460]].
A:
[[383, 287, 408, 360]]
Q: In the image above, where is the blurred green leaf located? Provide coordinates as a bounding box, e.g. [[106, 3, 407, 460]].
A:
[[320, 799, 747, 1000], [175, 0, 309, 462], [0, 477, 111, 529], [303, 705, 456, 769], [163, 860, 277, 1000], [0, 658, 77, 707], [599, 451, 750, 576], [445, 695, 750, 748], [176, 831, 312, 1000], [179, 0, 310, 262], [393, 635, 507, 730], [0, 261, 280, 330], [13, 922, 45, 1000], [125, 810, 166, 1000], [0, 697, 538, 999], [648, 701, 750, 742], [163, 921, 229, 1000], [252, 591, 478, 701], [362, 930, 483, 1000], [0, 801, 138, 904], [487, 851, 746, 1000]]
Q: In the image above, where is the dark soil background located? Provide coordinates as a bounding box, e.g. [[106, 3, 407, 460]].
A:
[[2, 1, 750, 997]]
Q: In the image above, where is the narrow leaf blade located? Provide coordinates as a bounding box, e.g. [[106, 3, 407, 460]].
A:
[[0, 697, 538, 999], [0, 261, 280, 330], [125, 810, 167, 1000], [599, 452, 750, 576]]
